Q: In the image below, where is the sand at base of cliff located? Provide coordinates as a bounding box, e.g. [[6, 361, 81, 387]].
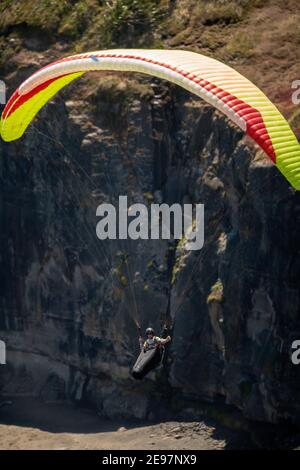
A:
[[0, 397, 250, 450]]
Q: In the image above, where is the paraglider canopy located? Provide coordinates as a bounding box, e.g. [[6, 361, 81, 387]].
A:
[[1, 49, 300, 189]]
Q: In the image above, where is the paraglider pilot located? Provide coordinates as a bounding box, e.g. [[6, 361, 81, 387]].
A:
[[139, 327, 171, 352]]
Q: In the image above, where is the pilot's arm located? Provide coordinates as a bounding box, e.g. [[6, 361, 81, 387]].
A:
[[158, 335, 171, 345], [139, 336, 144, 351]]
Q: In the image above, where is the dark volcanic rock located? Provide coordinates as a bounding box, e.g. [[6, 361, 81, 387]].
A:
[[0, 75, 300, 425]]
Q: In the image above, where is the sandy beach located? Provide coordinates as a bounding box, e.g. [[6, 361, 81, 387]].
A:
[[0, 398, 251, 450]]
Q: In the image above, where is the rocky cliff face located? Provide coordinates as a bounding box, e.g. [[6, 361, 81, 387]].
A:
[[0, 73, 300, 427]]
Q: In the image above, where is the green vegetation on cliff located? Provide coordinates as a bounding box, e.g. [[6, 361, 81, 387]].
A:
[[0, 0, 299, 134]]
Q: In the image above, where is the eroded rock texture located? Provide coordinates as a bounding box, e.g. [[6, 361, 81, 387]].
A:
[[0, 76, 300, 425]]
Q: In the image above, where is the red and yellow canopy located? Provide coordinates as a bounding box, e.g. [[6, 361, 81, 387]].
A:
[[1, 49, 299, 189]]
